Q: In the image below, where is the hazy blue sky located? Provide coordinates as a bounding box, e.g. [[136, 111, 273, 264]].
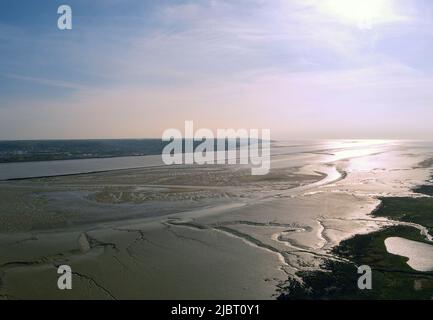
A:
[[1, 0, 433, 139]]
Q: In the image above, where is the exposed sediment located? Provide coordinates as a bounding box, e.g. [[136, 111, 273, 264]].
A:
[[0, 142, 431, 299]]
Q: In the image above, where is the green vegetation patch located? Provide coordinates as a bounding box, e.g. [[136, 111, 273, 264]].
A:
[[279, 176, 433, 299], [373, 197, 433, 233], [413, 185, 433, 197], [279, 226, 433, 299]]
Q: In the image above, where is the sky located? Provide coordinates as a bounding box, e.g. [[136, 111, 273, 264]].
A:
[[1, 0, 433, 140]]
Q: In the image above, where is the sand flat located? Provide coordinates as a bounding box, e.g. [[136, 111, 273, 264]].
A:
[[0, 140, 432, 299]]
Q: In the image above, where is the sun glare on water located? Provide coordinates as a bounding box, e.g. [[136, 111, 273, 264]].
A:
[[322, 0, 397, 29]]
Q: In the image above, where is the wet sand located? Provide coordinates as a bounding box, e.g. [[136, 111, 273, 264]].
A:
[[0, 140, 432, 299]]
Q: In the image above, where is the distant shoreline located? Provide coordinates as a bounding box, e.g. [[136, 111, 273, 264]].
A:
[[0, 153, 151, 164], [0, 138, 253, 164]]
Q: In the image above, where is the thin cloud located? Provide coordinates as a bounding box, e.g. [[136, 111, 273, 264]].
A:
[[3, 74, 87, 90]]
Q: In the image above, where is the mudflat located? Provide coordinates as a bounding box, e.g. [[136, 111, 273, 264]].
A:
[[1, 140, 432, 299]]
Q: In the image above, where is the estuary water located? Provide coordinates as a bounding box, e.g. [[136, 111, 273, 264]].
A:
[[0, 139, 394, 180], [385, 237, 433, 272]]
